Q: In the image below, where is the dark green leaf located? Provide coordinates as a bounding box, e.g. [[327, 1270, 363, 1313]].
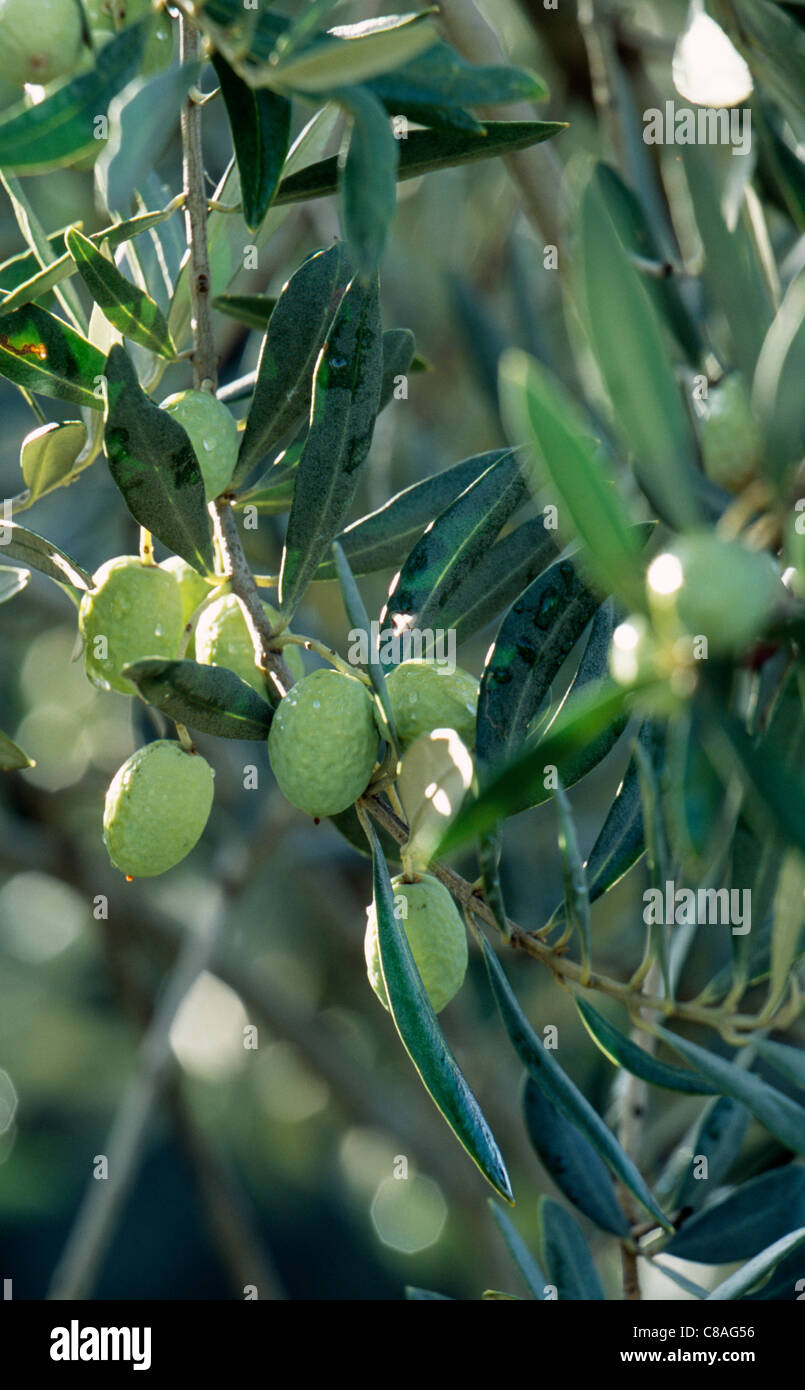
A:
[[576, 998, 718, 1096], [593, 163, 702, 366], [377, 326, 416, 413], [328, 801, 401, 865], [670, 1098, 752, 1213], [273, 121, 568, 207], [538, 1197, 605, 1300], [580, 176, 701, 530], [103, 345, 214, 574], [278, 273, 383, 616], [0, 522, 91, 590], [66, 228, 176, 359], [366, 39, 547, 110], [655, 1026, 805, 1156], [0, 23, 147, 173], [266, 12, 439, 92], [499, 349, 645, 609], [404, 1286, 453, 1300], [380, 449, 526, 644], [0, 303, 105, 411], [0, 566, 28, 605], [97, 61, 201, 215], [753, 268, 805, 478], [481, 935, 670, 1227], [367, 822, 512, 1200], [522, 1077, 630, 1236], [702, 704, 805, 857], [213, 53, 291, 233], [212, 294, 277, 331], [447, 518, 559, 645], [768, 852, 805, 1016], [667, 1165, 805, 1264], [756, 1037, 805, 1090], [337, 85, 398, 271], [332, 541, 397, 753], [707, 1229, 805, 1300], [0, 731, 34, 771], [476, 557, 599, 767], [488, 1200, 547, 1298], [122, 658, 274, 740], [19, 420, 88, 504], [235, 242, 353, 486], [438, 682, 632, 852], [682, 144, 775, 383], [313, 450, 508, 582]]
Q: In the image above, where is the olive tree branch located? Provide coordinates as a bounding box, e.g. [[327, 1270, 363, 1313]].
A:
[[359, 794, 800, 1038], [212, 498, 294, 699]]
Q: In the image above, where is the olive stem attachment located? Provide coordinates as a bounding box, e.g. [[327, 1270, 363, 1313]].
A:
[[139, 529, 154, 565]]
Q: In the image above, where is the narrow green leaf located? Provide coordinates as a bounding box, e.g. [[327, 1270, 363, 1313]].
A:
[[212, 294, 277, 331], [593, 163, 702, 366], [481, 936, 671, 1228], [522, 1077, 630, 1237], [438, 682, 632, 852], [97, 62, 201, 215], [703, 705, 805, 857], [381, 449, 526, 643], [212, 53, 291, 233], [0, 566, 28, 605], [337, 86, 398, 271], [332, 540, 398, 753], [0, 203, 187, 319], [555, 784, 592, 976], [576, 998, 718, 1097], [707, 1229, 805, 1301], [538, 1197, 605, 1300], [367, 822, 512, 1200], [0, 172, 87, 333], [366, 39, 548, 110], [0, 522, 91, 590], [405, 1286, 452, 1300], [122, 659, 274, 740], [278, 273, 383, 616], [67, 228, 176, 360], [0, 23, 147, 173], [651, 1262, 708, 1299], [476, 556, 599, 767], [19, 420, 88, 504], [0, 731, 34, 771], [753, 268, 805, 478], [447, 518, 559, 645], [668, 1165, 805, 1264], [756, 1037, 805, 1091], [266, 13, 439, 93], [377, 326, 416, 411], [655, 1026, 805, 1156], [273, 121, 568, 206], [488, 1200, 547, 1298], [103, 346, 214, 574], [235, 242, 353, 486], [312, 450, 510, 582], [683, 144, 774, 384], [580, 175, 701, 530], [499, 349, 644, 609], [0, 303, 105, 411], [669, 1098, 752, 1213], [767, 852, 805, 1015]]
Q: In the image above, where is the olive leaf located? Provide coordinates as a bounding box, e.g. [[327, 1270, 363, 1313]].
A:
[[103, 345, 215, 575], [19, 421, 89, 505], [66, 228, 176, 360], [0, 730, 34, 771], [123, 659, 274, 741], [0, 522, 91, 590], [212, 53, 291, 233], [0, 303, 106, 411]]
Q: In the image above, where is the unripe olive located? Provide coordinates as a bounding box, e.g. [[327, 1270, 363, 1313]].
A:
[[0, 0, 83, 86], [385, 659, 478, 751], [161, 390, 240, 502], [79, 556, 184, 695], [646, 534, 781, 655], [268, 668, 379, 817], [364, 873, 468, 1014], [194, 593, 304, 691], [699, 375, 763, 493], [103, 739, 214, 877]]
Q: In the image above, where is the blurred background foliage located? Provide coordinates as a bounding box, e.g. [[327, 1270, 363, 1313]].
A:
[[0, 0, 803, 1299]]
